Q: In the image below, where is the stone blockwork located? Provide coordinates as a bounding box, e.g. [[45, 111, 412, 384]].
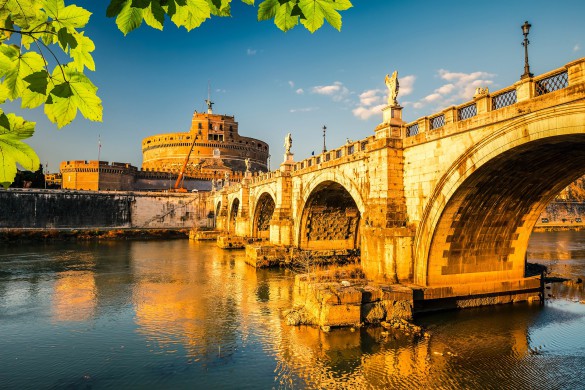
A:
[[291, 276, 414, 327], [1, 189, 207, 229], [211, 57, 585, 306]]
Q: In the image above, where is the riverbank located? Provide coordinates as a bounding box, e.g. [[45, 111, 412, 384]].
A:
[[533, 223, 584, 232], [0, 228, 189, 243]]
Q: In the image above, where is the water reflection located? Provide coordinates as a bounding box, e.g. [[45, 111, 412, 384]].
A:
[[0, 233, 584, 389], [52, 271, 96, 322]]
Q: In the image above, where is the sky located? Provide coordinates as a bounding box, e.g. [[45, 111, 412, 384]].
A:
[[9, 0, 585, 173]]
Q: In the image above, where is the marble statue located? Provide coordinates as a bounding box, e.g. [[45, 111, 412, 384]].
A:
[[284, 133, 292, 154], [385, 71, 399, 106]]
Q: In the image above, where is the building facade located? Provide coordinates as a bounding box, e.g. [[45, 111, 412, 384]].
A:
[[141, 107, 269, 177]]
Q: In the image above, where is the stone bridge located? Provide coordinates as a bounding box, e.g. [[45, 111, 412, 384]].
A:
[[210, 58, 585, 302]]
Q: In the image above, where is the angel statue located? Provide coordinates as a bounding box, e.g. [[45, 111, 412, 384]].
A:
[[385, 71, 399, 106], [244, 158, 250, 172], [284, 133, 292, 154]]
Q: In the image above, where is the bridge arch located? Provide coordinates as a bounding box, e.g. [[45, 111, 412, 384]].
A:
[[415, 104, 585, 286], [252, 192, 276, 239], [214, 200, 222, 228], [228, 198, 240, 234], [298, 180, 362, 250], [298, 171, 366, 215]]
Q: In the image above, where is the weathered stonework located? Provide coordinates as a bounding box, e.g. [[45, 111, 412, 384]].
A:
[[1, 189, 207, 229], [210, 58, 585, 308]]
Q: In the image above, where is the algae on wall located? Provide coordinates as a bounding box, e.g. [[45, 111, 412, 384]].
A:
[[0, 190, 132, 228]]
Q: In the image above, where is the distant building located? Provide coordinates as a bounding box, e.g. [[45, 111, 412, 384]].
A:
[[60, 161, 137, 191], [45, 173, 62, 188], [141, 106, 269, 176], [59, 103, 270, 192], [60, 160, 215, 192]]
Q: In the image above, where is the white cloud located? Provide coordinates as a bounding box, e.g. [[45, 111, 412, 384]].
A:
[[352, 104, 386, 120], [435, 83, 455, 95], [290, 107, 318, 113], [288, 80, 295, 88], [295, 88, 304, 95], [574, 44, 581, 52], [412, 69, 496, 110], [247, 48, 257, 56], [311, 81, 350, 102], [352, 88, 386, 120], [358, 89, 383, 106], [399, 75, 416, 97]]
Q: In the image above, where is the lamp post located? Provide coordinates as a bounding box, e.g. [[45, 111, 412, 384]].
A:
[[322, 125, 327, 153], [521, 21, 533, 80]]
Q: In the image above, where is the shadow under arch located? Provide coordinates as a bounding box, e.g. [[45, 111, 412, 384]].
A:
[[228, 198, 240, 235], [298, 181, 361, 251], [252, 192, 275, 240], [414, 104, 585, 286]]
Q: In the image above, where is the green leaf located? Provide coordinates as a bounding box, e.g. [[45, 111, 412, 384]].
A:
[[44, 66, 102, 128], [2, 51, 46, 101], [240, 0, 254, 4], [116, 0, 144, 35], [53, 4, 92, 29], [107, 0, 130, 17], [208, 0, 231, 16], [170, 0, 211, 31], [143, 1, 165, 30], [57, 27, 78, 51], [0, 44, 18, 77], [258, 0, 279, 21], [0, 111, 39, 186], [7, 0, 43, 30], [70, 32, 95, 71], [0, 84, 8, 103], [330, 0, 352, 11], [42, 0, 65, 19], [274, 1, 298, 31], [0, 112, 36, 139], [0, 134, 41, 186], [132, 0, 151, 8], [298, 0, 344, 32], [23, 71, 49, 94], [21, 70, 50, 108]]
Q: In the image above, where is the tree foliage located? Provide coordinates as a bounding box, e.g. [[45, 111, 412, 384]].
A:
[[0, 0, 352, 187]]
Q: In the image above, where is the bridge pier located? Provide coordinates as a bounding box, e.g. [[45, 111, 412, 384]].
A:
[[361, 227, 414, 283]]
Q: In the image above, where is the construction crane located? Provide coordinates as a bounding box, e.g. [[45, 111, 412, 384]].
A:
[[171, 134, 199, 192], [172, 95, 213, 192]]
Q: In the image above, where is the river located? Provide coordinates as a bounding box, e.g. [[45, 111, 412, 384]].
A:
[[1, 231, 584, 389]]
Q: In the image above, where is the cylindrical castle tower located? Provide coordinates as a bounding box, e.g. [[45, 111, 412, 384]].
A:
[[141, 105, 269, 179]]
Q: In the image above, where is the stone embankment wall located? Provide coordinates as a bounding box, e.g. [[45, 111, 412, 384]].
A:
[[0, 189, 208, 229]]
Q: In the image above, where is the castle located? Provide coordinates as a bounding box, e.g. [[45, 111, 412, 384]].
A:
[[60, 101, 270, 191]]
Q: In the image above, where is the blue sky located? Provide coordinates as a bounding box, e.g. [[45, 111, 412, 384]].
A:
[[13, 0, 585, 172]]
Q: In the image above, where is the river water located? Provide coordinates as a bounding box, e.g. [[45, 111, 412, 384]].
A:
[[1, 231, 584, 389]]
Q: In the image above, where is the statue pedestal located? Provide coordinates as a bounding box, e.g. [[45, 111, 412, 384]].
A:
[[377, 105, 405, 139], [382, 105, 404, 125], [280, 153, 294, 173]]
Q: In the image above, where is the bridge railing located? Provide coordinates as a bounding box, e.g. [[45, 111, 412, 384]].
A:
[[404, 58, 583, 139], [293, 136, 374, 173]]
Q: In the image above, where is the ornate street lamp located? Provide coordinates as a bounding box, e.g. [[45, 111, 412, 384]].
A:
[[322, 125, 327, 153], [521, 21, 533, 80]]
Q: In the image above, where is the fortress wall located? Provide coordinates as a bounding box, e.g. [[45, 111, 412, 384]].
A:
[[0, 190, 208, 229], [0, 190, 132, 228]]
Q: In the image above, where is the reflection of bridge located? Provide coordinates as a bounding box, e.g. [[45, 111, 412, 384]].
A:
[[210, 58, 585, 303]]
